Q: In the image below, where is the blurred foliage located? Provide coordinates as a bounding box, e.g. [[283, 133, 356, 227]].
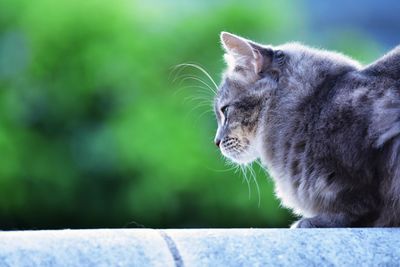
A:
[[0, 0, 384, 229]]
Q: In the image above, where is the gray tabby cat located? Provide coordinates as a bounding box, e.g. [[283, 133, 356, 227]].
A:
[[214, 32, 400, 228]]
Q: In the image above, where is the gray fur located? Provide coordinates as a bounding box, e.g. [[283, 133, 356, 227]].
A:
[[214, 32, 400, 228]]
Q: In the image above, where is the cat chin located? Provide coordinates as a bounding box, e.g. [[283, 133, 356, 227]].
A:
[[222, 151, 258, 165], [220, 140, 260, 165]]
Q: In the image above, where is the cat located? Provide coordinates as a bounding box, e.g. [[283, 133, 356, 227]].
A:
[[214, 31, 400, 228]]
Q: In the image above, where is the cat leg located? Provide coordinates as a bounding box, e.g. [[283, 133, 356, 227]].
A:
[[291, 182, 380, 228], [291, 213, 352, 228], [292, 208, 379, 228]]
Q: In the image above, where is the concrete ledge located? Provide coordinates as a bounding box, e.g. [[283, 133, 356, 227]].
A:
[[0, 228, 398, 266]]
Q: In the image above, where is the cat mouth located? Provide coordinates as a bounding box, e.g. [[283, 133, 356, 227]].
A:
[[220, 138, 256, 164]]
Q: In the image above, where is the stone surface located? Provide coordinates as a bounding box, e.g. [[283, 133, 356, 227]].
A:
[[165, 228, 400, 267], [0, 229, 174, 267], [0, 228, 399, 266]]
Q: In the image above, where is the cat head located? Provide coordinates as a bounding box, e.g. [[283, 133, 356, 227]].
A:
[[214, 32, 285, 165], [214, 32, 361, 165]]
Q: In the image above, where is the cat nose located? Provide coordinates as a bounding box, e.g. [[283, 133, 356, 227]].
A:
[[214, 138, 221, 147]]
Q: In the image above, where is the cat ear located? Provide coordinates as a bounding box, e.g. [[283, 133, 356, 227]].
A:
[[220, 32, 263, 73]]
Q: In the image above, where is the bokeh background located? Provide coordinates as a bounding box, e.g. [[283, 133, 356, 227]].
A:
[[0, 0, 399, 229]]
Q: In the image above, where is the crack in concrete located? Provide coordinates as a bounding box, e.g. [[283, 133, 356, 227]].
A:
[[158, 230, 184, 267]]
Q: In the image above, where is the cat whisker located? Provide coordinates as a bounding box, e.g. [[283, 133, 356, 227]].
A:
[[175, 85, 215, 98], [255, 159, 269, 178], [177, 76, 217, 95], [185, 101, 214, 119], [221, 157, 242, 176], [171, 66, 216, 95], [172, 74, 215, 101], [195, 109, 214, 120], [228, 144, 263, 206], [240, 165, 252, 199], [205, 164, 239, 173], [183, 95, 212, 105], [170, 64, 198, 85], [172, 85, 213, 100], [174, 63, 218, 92], [249, 162, 261, 207], [195, 102, 214, 113]]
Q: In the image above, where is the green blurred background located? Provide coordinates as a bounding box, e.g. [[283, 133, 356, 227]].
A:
[[0, 0, 396, 229]]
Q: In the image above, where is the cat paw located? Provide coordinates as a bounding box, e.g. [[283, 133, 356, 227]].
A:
[[290, 220, 300, 229], [290, 218, 316, 228]]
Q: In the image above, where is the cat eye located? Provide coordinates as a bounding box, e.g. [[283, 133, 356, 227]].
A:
[[221, 105, 229, 120], [220, 105, 229, 116]]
